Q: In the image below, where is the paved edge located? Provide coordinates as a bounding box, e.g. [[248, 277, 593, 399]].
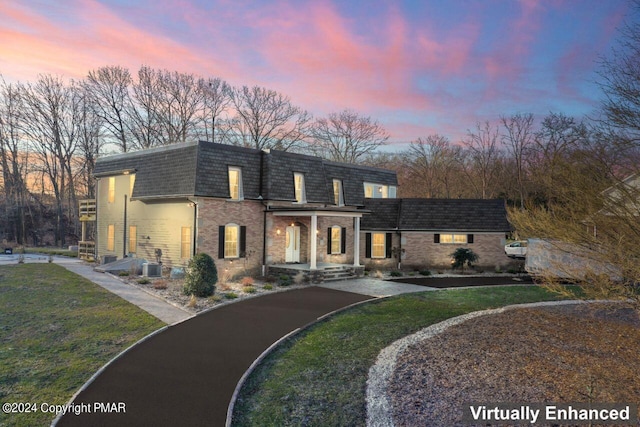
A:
[[225, 296, 379, 427], [50, 325, 170, 427], [365, 300, 588, 427]]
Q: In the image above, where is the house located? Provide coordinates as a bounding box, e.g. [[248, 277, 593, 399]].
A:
[[91, 141, 513, 280], [92, 141, 397, 280], [360, 198, 514, 270]]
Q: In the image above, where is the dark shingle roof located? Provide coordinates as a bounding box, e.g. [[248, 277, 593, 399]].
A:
[[362, 199, 511, 232], [94, 141, 397, 204]]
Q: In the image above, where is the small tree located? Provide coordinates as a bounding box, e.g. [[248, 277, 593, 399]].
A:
[[450, 248, 478, 273], [183, 253, 217, 297]]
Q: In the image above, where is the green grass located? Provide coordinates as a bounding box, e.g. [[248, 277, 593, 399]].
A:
[[233, 285, 567, 426], [0, 264, 165, 427]]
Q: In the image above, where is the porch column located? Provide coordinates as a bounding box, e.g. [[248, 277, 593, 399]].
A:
[[310, 213, 318, 270], [353, 216, 361, 267]]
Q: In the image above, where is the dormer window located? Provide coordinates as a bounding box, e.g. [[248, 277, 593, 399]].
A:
[[228, 167, 243, 200], [333, 179, 344, 206], [364, 182, 396, 199], [294, 172, 306, 203]]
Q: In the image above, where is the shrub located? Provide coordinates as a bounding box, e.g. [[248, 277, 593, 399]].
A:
[[241, 276, 255, 286], [137, 278, 151, 285], [389, 271, 402, 277], [153, 280, 168, 290], [225, 292, 238, 299], [243, 286, 257, 294], [187, 294, 197, 308], [263, 284, 274, 290], [183, 253, 217, 297], [293, 272, 306, 285], [279, 274, 291, 287], [450, 248, 479, 273], [419, 269, 431, 276], [118, 271, 130, 277]]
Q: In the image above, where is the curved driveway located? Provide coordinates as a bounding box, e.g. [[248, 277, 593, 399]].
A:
[[57, 286, 371, 427]]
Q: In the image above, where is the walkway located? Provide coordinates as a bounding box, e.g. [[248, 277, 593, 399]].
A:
[[56, 286, 372, 427], [55, 258, 192, 324]]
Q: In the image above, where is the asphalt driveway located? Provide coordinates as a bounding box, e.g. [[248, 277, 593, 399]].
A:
[[56, 286, 371, 427]]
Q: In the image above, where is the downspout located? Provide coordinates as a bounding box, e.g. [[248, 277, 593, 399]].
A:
[[396, 199, 403, 270], [123, 193, 127, 258], [259, 150, 268, 277], [192, 200, 198, 257]]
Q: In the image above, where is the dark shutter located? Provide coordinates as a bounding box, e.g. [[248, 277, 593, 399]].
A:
[[341, 227, 346, 254], [327, 228, 332, 254], [385, 233, 392, 258], [240, 226, 247, 257], [467, 234, 474, 244], [434, 234, 440, 243], [365, 233, 372, 258], [218, 226, 225, 259]]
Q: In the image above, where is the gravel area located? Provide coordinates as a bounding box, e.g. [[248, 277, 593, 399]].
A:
[[380, 302, 640, 427]]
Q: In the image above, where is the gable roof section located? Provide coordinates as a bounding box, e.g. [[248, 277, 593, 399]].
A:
[[362, 199, 511, 232]]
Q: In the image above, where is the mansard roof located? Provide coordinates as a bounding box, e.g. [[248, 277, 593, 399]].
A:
[[94, 141, 397, 206], [362, 198, 512, 232]]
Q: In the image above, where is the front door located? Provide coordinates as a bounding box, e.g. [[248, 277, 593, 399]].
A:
[[285, 225, 300, 263]]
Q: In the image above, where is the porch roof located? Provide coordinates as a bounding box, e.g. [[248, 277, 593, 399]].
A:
[[267, 205, 369, 217]]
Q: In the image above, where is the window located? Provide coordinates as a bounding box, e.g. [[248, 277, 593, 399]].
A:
[[108, 177, 115, 203], [364, 183, 396, 199], [219, 224, 247, 259], [435, 234, 473, 244], [328, 226, 345, 254], [372, 233, 386, 258], [128, 226, 137, 253], [294, 172, 306, 203], [333, 179, 344, 206], [228, 167, 243, 200], [225, 225, 239, 258], [130, 174, 136, 196], [365, 232, 391, 258], [181, 227, 191, 259], [107, 225, 115, 251]]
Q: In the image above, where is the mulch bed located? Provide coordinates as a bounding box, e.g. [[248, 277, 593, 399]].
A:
[[389, 303, 640, 426], [388, 275, 534, 288]]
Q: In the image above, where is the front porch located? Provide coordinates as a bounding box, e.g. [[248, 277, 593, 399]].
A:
[[268, 262, 365, 283]]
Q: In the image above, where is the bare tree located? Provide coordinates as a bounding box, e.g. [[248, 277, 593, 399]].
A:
[[154, 69, 203, 144], [21, 75, 79, 246], [74, 85, 104, 198], [310, 109, 388, 163], [129, 66, 162, 149], [83, 66, 133, 152], [198, 77, 231, 143], [405, 135, 462, 198], [501, 113, 535, 208], [228, 85, 311, 151], [463, 121, 503, 199], [0, 78, 30, 243]]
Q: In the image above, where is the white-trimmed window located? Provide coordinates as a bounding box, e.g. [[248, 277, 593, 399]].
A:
[[224, 224, 240, 258], [228, 167, 243, 200], [294, 172, 306, 203], [128, 225, 137, 253], [364, 182, 396, 199], [181, 227, 191, 259], [330, 226, 342, 254], [333, 179, 344, 206], [108, 177, 115, 203], [435, 234, 473, 244], [107, 224, 115, 251], [129, 174, 136, 196], [372, 232, 386, 258]]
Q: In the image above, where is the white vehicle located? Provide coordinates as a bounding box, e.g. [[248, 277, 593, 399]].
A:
[[505, 240, 527, 258]]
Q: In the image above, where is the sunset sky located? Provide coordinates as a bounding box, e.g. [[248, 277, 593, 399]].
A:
[[0, 0, 633, 147]]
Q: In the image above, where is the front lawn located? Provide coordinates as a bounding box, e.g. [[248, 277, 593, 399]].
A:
[[233, 285, 566, 426], [0, 264, 165, 427]]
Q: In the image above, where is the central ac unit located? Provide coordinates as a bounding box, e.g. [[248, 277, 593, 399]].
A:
[[143, 263, 162, 278]]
